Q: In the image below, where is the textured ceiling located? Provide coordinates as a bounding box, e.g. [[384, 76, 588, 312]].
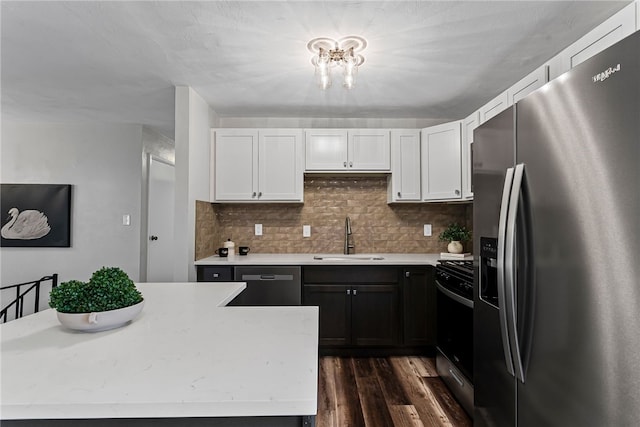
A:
[[1, 1, 631, 138]]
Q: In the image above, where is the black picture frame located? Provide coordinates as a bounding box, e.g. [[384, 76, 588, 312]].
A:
[[0, 184, 72, 247]]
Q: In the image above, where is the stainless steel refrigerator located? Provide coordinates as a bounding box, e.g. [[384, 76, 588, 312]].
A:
[[473, 30, 640, 426]]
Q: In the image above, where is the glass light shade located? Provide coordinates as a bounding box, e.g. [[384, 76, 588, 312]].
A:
[[320, 73, 332, 89], [342, 56, 357, 89]]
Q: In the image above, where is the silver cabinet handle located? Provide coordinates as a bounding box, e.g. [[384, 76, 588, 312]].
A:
[[346, 289, 351, 295], [405, 271, 410, 278], [353, 289, 357, 296], [258, 191, 262, 197], [252, 192, 257, 198], [349, 161, 353, 168], [397, 192, 401, 198], [455, 189, 460, 195], [343, 161, 347, 168]]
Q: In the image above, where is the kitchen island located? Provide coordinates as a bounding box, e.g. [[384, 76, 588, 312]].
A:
[[0, 283, 319, 427]]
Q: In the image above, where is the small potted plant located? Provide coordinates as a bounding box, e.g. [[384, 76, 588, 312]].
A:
[[439, 223, 472, 254], [49, 266, 144, 332]]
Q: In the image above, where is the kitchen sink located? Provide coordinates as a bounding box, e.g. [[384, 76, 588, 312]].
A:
[[313, 255, 385, 261]]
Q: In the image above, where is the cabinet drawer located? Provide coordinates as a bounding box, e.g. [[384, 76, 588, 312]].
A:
[[303, 266, 398, 284], [197, 266, 234, 282]]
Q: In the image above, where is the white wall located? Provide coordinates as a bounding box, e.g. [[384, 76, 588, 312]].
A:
[[1, 123, 143, 297], [174, 86, 213, 282]]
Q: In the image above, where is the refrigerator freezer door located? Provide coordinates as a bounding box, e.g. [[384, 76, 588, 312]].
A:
[[473, 107, 517, 427], [516, 31, 640, 426]]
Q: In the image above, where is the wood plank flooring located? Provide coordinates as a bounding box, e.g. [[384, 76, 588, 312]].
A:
[[317, 356, 472, 427]]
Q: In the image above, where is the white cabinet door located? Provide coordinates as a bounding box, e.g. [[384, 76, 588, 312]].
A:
[[461, 111, 479, 200], [508, 65, 549, 104], [305, 129, 348, 170], [479, 91, 510, 124], [348, 129, 391, 170], [421, 121, 462, 201], [214, 129, 258, 201], [389, 130, 421, 202], [258, 129, 304, 201], [560, 3, 636, 73]]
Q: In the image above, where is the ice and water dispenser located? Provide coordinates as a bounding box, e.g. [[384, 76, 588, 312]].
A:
[[479, 237, 499, 307]]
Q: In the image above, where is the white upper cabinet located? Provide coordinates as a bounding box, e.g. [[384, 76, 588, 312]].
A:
[[479, 91, 509, 124], [388, 130, 421, 202], [304, 129, 348, 170], [213, 129, 303, 202], [508, 65, 549, 104], [258, 129, 304, 201], [553, 3, 637, 79], [461, 111, 480, 200], [421, 121, 462, 201], [213, 129, 258, 201], [348, 129, 391, 170], [305, 129, 390, 171]]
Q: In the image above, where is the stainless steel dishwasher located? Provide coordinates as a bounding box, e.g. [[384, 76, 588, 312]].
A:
[[231, 266, 301, 306]]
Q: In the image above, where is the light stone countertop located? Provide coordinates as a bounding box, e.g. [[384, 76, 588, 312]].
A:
[[0, 282, 319, 420], [195, 253, 450, 266]]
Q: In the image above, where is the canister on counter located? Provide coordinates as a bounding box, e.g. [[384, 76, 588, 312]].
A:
[[223, 238, 235, 256]]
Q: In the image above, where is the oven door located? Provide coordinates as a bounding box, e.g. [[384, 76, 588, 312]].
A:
[[436, 280, 474, 380]]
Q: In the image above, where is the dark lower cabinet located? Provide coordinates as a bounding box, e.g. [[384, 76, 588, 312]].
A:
[[402, 267, 436, 346], [350, 284, 399, 346], [303, 266, 400, 348], [303, 284, 351, 347], [304, 283, 399, 347]]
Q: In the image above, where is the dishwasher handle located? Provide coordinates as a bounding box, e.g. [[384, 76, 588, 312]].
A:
[[240, 274, 295, 281]]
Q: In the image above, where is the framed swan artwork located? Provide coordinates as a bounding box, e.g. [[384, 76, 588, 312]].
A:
[[1, 184, 72, 247]]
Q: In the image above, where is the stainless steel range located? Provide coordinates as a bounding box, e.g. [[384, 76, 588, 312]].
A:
[[435, 259, 474, 417]]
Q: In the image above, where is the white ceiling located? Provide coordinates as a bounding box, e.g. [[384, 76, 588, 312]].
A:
[[1, 1, 631, 138]]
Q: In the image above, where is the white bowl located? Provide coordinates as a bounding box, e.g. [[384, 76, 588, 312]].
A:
[[56, 300, 145, 332]]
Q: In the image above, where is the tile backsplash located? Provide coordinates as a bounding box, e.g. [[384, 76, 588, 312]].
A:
[[195, 176, 472, 259]]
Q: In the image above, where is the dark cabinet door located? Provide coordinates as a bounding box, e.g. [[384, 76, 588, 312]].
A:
[[351, 284, 399, 346], [403, 267, 436, 346], [303, 284, 351, 347]]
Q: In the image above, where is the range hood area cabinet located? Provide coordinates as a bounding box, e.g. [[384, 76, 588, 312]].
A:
[[304, 129, 391, 172], [211, 129, 304, 202]]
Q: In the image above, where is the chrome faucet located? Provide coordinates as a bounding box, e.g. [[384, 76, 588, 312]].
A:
[[344, 216, 355, 255]]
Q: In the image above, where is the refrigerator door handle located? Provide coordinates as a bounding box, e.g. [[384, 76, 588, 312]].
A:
[[497, 166, 515, 377], [505, 163, 526, 383]]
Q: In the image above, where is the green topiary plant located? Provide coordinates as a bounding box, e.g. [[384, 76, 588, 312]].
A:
[[49, 267, 143, 314], [439, 223, 472, 242]]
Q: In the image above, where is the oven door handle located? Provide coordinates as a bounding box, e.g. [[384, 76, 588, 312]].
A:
[[435, 281, 473, 309], [498, 166, 516, 377]]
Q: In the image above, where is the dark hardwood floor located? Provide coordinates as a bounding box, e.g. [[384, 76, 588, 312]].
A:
[[317, 356, 472, 427]]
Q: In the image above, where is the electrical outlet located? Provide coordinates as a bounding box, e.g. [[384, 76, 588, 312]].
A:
[[424, 224, 432, 236], [122, 214, 131, 226], [303, 225, 311, 237], [255, 224, 263, 236]]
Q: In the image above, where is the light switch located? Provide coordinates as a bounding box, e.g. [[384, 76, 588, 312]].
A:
[[123, 214, 131, 226], [303, 225, 311, 237], [255, 224, 263, 236], [423, 224, 432, 236]]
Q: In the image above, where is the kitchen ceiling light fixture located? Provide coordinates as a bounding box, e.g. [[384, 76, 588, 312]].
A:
[[307, 36, 366, 90]]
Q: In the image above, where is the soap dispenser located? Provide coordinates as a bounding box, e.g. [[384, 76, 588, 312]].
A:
[[223, 238, 235, 256]]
